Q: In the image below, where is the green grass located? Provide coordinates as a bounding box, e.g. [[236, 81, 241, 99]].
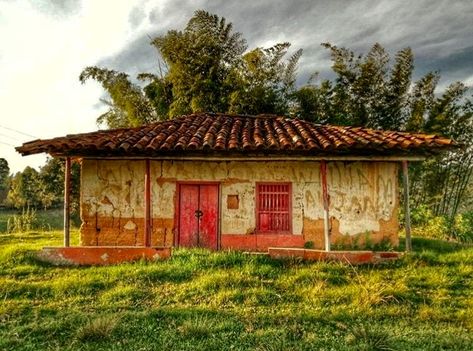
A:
[[0, 232, 472, 350]]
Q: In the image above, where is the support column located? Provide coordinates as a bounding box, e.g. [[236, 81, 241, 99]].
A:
[[320, 160, 331, 251], [63, 157, 71, 247], [144, 159, 151, 247], [402, 160, 412, 252]]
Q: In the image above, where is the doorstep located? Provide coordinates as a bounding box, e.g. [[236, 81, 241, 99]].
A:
[[37, 246, 172, 266]]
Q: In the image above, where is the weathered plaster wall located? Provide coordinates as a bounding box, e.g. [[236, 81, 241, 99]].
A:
[[80, 159, 399, 249], [302, 162, 399, 248], [80, 160, 146, 246]]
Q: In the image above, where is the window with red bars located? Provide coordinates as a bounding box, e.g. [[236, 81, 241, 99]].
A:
[[256, 183, 291, 233]]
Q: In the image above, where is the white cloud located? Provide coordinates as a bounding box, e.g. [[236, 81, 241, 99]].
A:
[[0, 0, 143, 173]]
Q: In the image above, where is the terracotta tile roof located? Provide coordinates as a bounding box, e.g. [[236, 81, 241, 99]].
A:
[[16, 113, 457, 157]]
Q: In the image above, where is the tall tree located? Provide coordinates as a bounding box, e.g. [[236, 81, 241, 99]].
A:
[[0, 158, 10, 205], [7, 167, 41, 208], [293, 43, 414, 129], [79, 67, 157, 128], [292, 42, 473, 223], [152, 10, 247, 116], [228, 43, 302, 115], [80, 10, 302, 125]]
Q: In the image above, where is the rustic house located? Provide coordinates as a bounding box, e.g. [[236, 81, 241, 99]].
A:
[[17, 113, 455, 264]]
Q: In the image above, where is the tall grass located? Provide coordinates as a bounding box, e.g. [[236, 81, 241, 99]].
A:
[[0, 231, 472, 350], [0, 208, 67, 233]]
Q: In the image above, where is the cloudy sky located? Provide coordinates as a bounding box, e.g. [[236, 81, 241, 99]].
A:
[[1, 0, 472, 173]]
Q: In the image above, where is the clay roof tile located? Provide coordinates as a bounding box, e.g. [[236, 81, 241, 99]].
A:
[[16, 113, 458, 157]]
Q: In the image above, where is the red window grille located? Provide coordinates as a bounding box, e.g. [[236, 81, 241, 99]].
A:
[[256, 183, 291, 233]]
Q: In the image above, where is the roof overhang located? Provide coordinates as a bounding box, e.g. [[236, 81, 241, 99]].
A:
[[69, 155, 427, 162]]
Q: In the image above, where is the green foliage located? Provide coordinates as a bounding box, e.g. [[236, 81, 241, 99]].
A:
[[0, 158, 9, 205], [6, 207, 46, 233], [452, 212, 473, 243], [152, 10, 247, 117], [0, 231, 472, 350], [228, 43, 302, 115], [407, 206, 473, 243], [80, 67, 158, 128], [303, 241, 314, 249], [81, 10, 302, 123], [0, 208, 71, 233], [6, 166, 40, 208], [4, 158, 80, 215], [292, 43, 415, 129]]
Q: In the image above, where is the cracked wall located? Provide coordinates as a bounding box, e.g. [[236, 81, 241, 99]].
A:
[[80, 159, 399, 248]]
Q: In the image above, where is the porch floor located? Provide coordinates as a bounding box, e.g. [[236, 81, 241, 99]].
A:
[[37, 246, 172, 266]]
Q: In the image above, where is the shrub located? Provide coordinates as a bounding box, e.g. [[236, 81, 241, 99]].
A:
[[408, 210, 473, 243], [6, 207, 48, 233], [452, 212, 473, 243], [412, 215, 449, 240], [75, 316, 118, 342]]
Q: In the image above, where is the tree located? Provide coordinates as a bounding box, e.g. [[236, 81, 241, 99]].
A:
[[7, 167, 41, 208], [81, 10, 302, 125], [37, 157, 81, 212], [291, 42, 473, 224], [5, 158, 81, 213], [152, 10, 247, 116], [292, 43, 414, 129], [79, 67, 158, 128], [228, 43, 302, 115], [0, 158, 10, 205], [409, 83, 473, 228]]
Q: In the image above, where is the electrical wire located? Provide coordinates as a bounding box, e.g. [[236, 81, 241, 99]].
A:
[[0, 132, 22, 142], [0, 124, 37, 138], [0, 140, 16, 147]]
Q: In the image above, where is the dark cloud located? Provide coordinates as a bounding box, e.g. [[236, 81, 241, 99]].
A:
[[98, 35, 159, 79], [93, 0, 473, 90], [129, 5, 147, 29]]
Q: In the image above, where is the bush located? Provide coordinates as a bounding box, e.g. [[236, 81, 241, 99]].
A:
[[452, 212, 473, 243], [6, 207, 48, 233], [75, 316, 118, 342], [409, 206, 473, 243]]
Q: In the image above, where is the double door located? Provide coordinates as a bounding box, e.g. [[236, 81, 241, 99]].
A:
[[178, 184, 218, 249]]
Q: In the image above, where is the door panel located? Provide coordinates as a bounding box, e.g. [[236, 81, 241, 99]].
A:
[[198, 185, 218, 249], [178, 184, 218, 249], [178, 185, 199, 247]]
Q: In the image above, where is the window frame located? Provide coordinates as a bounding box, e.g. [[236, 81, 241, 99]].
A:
[[255, 182, 292, 234]]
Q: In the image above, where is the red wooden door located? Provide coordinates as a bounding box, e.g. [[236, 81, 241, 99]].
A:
[[178, 184, 218, 249]]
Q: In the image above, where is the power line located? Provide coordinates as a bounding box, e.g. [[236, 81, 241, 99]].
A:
[[0, 140, 16, 147], [0, 132, 22, 142], [0, 124, 38, 138]]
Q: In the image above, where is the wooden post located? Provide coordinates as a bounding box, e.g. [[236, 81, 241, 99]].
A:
[[320, 160, 331, 251], [144, 159, 151, 247], [402, 160, 412, 252], [63, 157, 71, 247]]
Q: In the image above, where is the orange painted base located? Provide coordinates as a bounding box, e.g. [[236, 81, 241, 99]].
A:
[[221, 234, 305, 252], [37, 246, 172, 266], [268, 248, 402, 264]]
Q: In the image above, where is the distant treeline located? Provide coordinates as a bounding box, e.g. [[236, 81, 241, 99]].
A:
[[0, 157, 80, 213]]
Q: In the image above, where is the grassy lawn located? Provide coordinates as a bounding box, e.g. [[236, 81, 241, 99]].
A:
[[0, 232, 471, 350]]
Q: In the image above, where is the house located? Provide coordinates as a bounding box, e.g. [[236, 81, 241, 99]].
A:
[[16, 113, 455, 263]]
